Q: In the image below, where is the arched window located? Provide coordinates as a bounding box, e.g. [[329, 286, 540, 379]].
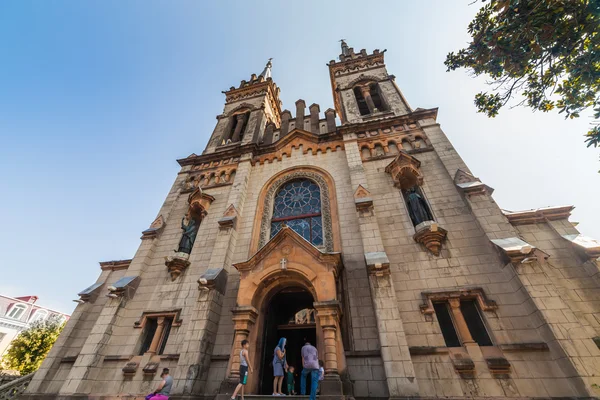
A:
[[270, 179, 323, 246], [7, 304, 27, 320], [353, 87, 370, 116], [30, 309, 48, 324], [369, 83, 388, 112]]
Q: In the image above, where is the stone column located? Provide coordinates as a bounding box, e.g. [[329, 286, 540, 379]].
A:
[[448, 298, 475, 346], [324, 108, 337, 133], [309, 103, 320, 134], [295, 99, 306, 131], [280, 110, 292, 138], [147, 317, 166, 354], [314, 302, 343, 395], [360, 86, 377, 113], [228, 306, 258, 379], [231, 113, 247, 143]]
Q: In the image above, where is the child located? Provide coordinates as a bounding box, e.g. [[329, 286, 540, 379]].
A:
[[317, 360, 324, 394], [286, 365, 296, 395], [231, 340, 253, 400]]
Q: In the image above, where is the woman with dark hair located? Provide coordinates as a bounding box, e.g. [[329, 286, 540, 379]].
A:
[[272, 337, 288, 396]]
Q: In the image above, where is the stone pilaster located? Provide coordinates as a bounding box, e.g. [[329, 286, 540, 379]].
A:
[[228, 306, 258, 379], [172, 285, 224, 395], [58, 298, 123, 395], [343, 135, 419, 397]]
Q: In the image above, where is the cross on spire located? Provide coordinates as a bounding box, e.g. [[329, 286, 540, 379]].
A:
[[259, 58, 273, 79]]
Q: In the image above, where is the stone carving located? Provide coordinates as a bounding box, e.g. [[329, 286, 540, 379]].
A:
[[258, 171, 334, 252], [413, 221, 448, 257], [405, 187, 433, 226], [354, 185, 373, 213], [141, 215, 165, 239], [178, 215, 198, 254]]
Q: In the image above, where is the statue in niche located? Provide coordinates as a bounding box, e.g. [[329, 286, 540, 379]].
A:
[[405, 187, 433, 226], [177, 213, 199, 254]]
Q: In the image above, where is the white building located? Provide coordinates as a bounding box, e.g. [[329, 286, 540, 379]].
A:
[[0, 295, 69, 357]]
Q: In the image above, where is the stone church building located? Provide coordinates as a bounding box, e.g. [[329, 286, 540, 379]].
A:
[[24, 42, 600, 400]]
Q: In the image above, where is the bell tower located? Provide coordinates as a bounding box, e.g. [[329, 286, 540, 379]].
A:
[[204, 59, 283, 154], [328, 40, 411, 124]]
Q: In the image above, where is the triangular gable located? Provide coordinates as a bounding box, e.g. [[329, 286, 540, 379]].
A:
[[234, 226, 342, 277]]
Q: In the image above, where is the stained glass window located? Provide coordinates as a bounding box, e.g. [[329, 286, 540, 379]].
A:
[[270, 179, 323, 246]]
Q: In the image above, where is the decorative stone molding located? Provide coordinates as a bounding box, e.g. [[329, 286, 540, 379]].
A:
[[231, 306, 259, 333], [99, 259, 131, 271], [251, 129, 344, 166], [453, 169, 494, 197], [503, 205, 574, 225], [142, 361, 160, 376], [562, 234, 600, 260], [258, 171, 334, 252], [314, 301, 342, 376], [420, 287, 498, 316], [451, 354, 475, 379], [198, 268, 227, 294], [133, 310, 183, 328], [413, 221, 447, 256], [188, 188, 215, 215], [164, 252, 191, 281], [364, 251, 390, 276], [218, 204, 238, 230], [385, 152, 424, 189], [107, 276, 140, 299], [491, 237, 549, 264], [486, 357, 511, 377], [354, 185, 373, 213], [141, 215, 165, 239], [122, 360, 139, 377]]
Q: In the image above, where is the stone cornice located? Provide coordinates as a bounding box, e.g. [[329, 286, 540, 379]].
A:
[[338, 108, 438, 135], [99, 259, 132, 271], [503, 206, 574, 225]]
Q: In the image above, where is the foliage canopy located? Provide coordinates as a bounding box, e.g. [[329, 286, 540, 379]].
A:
[[445, 0, 600, 147], [1, 317, 65, 374]]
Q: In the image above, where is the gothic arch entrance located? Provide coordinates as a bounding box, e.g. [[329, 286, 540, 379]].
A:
[[225, 226, 346, 395], [258, 286, 317, 395]]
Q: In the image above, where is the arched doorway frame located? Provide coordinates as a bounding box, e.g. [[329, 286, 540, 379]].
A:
[[228, 227, 345, 394]]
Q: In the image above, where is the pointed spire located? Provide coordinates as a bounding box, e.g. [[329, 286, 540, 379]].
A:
[[340, 39, 349, 56], [259, 58, 273, 79]]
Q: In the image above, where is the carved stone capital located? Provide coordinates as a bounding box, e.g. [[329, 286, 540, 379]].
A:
[[413, 221, 447, 256], [314, 301, 341, 328], [164, 252, 191, 281], [231, 306, 258, 332]]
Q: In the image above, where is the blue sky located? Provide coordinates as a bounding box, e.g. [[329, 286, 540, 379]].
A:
[[1, 1, 598, 314]]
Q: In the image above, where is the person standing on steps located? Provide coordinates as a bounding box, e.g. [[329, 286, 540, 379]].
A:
[[272, 337, 287, 396], [300, 340, 320, 400], [231, 340, 253, 400]]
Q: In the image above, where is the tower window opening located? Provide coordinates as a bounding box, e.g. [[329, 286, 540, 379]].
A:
[[369, 83, 387, 112], [353, 87, 370, 116]]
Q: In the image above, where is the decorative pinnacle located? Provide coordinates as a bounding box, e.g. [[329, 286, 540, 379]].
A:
[[340, 39, 349, 56], [259, 58, 273, 79]]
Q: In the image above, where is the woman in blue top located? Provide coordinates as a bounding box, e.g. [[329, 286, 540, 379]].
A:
[[272, 337, 288, 396]]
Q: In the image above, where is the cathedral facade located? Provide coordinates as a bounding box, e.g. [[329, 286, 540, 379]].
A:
[[24, 43, 600, 400]]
